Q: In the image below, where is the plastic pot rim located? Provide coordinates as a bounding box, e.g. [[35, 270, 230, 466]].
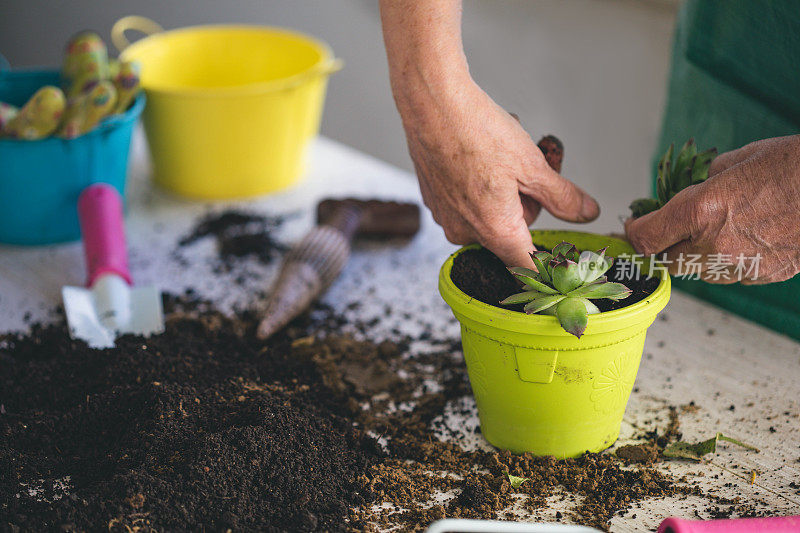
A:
[[439, 230, 671, 337]]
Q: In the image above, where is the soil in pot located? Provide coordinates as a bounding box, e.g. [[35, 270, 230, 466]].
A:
[[450, 246, 660, 313]]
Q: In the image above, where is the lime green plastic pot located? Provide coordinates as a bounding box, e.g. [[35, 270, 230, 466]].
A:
[[439, 230, 670, 458]]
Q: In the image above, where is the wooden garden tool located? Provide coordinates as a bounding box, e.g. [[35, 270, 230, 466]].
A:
[[256, 198, 420, 340]]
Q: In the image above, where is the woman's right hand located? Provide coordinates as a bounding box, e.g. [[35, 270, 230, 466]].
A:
[[380, 0, 599, 268]]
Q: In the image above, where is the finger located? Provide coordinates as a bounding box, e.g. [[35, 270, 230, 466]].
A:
[[520, 194, 541, 226], [662, 240, 744, 284], [480, 220, 536, 268], [521, 165, 599, 223], [440, 215, 476, 245], [709, 141, 762, 177], [624, 185, 709, 256], [700, 266, 740, 284], [661, 240, 707, 277]]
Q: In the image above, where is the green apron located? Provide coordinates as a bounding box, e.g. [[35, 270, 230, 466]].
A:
[[656, 0, 800, 340]]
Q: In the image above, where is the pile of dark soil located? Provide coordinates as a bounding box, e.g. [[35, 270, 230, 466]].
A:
[[450, 247, 660, 313], [2, 236, 705, 533], [0, 297, 381, 532], [0, 293, 697, 532], [178, 210, 289, 269]]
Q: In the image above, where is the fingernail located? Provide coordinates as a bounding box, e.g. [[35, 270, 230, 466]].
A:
[[581, 196, 599, 221]]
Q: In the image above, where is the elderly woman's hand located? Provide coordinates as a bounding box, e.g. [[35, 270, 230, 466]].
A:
[[625, 135, 800, 284], [398, 80, 599, 267], [380, 0, 599, 268]]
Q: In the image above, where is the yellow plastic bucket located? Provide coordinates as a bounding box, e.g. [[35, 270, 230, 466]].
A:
[[439, 230, 671, 457], [112, 16, 341, 199]]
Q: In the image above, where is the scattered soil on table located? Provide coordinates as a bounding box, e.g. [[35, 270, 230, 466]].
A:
[[616, 444, 659, 465], [0, 294, 701, 532], [1, 228, 729, 533], [451, 246, 660, 313], [178, 210, 290, 270]]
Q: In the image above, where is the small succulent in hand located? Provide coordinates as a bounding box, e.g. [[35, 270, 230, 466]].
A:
[[501, 242, 632, 338], [630, 139, 717, 218]]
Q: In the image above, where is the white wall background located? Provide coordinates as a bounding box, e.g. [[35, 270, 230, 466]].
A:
[[0, 0, 677, 233]]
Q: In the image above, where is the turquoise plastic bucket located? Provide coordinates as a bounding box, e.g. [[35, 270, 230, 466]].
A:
[[0, 63, 144, 245]]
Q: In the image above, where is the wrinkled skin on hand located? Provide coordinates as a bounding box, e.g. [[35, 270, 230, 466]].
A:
[[625, 135, 800, 284], [402, 83, 600, 268]]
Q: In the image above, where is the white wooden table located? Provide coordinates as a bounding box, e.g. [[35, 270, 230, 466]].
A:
[[1, 133, 798, 531]]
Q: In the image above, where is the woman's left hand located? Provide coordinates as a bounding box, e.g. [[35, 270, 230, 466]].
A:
[[625, 135, 800, 284]]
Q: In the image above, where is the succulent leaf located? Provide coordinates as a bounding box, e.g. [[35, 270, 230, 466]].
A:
[[631, 140, 717, 218], [583, 299, 601, 314], [552, 242, 578, 262], [550, 260, 582, 294], [629, 198, 660, 218], [507, 267, 559, 294], [530, 251, 553, 284], [658, 142, 674, 175], [673, 166, 692, 197], [499, 290, 548, 305], [577, 250, 612, 283], [502, 241, 633, 338], [672, 138, 696, 179], [555, 297, 589, 338], [657, 161, 670, 204], [523, 294, 565, 314], [570, 281, 631, 300], [690, 148, 717, 185]]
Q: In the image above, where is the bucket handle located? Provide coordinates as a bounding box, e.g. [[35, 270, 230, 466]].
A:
[[112, 15, 164, 53], [0, 53, 10, 71]]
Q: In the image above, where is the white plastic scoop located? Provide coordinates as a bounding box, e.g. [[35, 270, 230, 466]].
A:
[[62, 183, 163, 348]]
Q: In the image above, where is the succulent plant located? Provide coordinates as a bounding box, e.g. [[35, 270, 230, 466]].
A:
[[501, 242, 632, 338], [630, 139, 717, 218]]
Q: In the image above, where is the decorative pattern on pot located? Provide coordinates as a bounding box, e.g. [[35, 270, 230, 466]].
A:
[[460, 326, 489, 399], [590, 347, 642, 414]]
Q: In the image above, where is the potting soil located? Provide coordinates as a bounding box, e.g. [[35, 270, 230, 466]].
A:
[[2, 221, 706, 532], [450, 247, 660, 313]]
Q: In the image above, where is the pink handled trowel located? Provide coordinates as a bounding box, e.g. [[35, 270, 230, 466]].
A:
[[62, 183, 164, 349], [658, 516, 800, 533]]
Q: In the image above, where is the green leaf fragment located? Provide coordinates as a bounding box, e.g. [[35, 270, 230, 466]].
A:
[[503, 470, 529, 490], [663, 432, 760, 461]]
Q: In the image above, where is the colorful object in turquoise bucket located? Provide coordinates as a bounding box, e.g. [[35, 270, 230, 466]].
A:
[[0, 63, 144, 245]]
